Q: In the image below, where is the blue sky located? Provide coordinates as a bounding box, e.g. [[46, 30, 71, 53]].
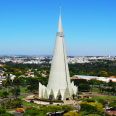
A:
[[0, 0, 116, 56]]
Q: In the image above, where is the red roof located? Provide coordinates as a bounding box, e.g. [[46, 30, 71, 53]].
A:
[[106, 111, 116, 115]]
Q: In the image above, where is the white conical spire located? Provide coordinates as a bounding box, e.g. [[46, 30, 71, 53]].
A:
[[47, 9, 72, 100], [57, 7, 63, 36], [39, 9, 77, 100], [57, 15, 63, 33]]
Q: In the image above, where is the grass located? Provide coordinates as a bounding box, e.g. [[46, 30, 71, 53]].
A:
[[6, 101, 39, 112], [0, 87, 38, 112], [90, 87, 100, 92], [20, 87, 27, 94], [92, 95, 107, 101], [22, 101, 39, 109], [92, 95, 116, 103], [108, 96, 116, 102], [18, 95, 28, 99], [6, 108, 17, 112], [0, 88, 11, 98], [0, 87, 28, 98], [5, 98, 39, 112]]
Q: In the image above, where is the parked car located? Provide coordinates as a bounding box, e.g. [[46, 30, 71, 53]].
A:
[[16, 108, 24, 113]]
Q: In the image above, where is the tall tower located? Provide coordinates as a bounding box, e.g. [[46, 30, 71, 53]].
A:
[[39, 11, 77, 100]]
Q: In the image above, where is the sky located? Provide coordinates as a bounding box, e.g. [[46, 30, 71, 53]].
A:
[[0, 0, 116, 56]]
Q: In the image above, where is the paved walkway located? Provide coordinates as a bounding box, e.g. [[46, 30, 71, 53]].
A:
[[0, 93, 32, 103]]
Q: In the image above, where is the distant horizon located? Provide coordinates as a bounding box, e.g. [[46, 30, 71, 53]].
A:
[[0, 0, 116, 56], [0, 54, 115, 57]]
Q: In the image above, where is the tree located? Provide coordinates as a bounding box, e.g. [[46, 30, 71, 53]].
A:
[[5, 74, 12, 87], [80, 102, 103, 114], [49, 94, 54, 100], [72, 79, 88, 86], [2, 80, 7, 87], [57, 94, 62, 100], [98, 71, 108, 77], [78, 83, 90, 92], [5, 98, 22, 109], [13, 77, 27, 86], [15, 87, 20, 97], [108, 80, 115, 87], [2, 91, 9, 98], [11, 87, 20, 98], [88, 79, 102, 86], [27, 77, 39, 92], [72, 94, 75, 100]]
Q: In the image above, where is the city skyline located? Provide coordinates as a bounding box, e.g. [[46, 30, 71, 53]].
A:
[[0, 0, 116, 56]]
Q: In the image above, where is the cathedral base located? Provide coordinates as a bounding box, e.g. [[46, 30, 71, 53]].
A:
[[39, 82, 77, 101]]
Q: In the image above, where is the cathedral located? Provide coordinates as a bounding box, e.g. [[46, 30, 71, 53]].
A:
[[39, 12, 77, 100]]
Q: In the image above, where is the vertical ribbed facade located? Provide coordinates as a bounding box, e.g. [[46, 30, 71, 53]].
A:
[[39, 14, 77, 100]]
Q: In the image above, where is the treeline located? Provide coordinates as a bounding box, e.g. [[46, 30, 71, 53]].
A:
[[1, 60, 116, 77], [4, 61, 50, 70], [0, 62, 50, 76], [69, 60, 116, 77], [72, 78, 116, 94]]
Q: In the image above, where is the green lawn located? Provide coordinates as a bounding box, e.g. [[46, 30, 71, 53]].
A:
[[0, 87, 28, 98], [0, 87, 38, 112], [20, 87, 27, 93], [108, 96, 116, 102], [0, 88, 7, 94], [90, 87, 100, 92], [92, 95, 107, 100], [18, 95, 28, 99], [6, 108, 17, 112], [22, 101, 39, 109], [4, 98, 39, 112], [92, 95, 116, 103], [5, 101, 39, 112], [0, 88, 11, 98]]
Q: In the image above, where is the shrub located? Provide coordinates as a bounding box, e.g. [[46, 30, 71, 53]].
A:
[[78, 83, 90, 92], [62, 105, 73, 112], [5, 98, 22, 109], [80, 102, 103, 114], [30, 100, 34, 103], [23, 107, 45, 116], [2, 91, 9, 98], [0, 108, 14, 116], [63, 111, 80, 116], [83, 98, 95, 102], [47, 105, 62, 113], [108, 102, 116, 108], [39, 105, 73, 114], [0, 107, 6, 114]]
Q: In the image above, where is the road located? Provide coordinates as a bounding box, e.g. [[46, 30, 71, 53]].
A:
[[0, 93, 32, 103], [0, 93, 32, 116], [12, 112, 23, 116]]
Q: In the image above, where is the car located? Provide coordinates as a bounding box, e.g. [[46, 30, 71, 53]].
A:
[[16, 108, 24, 113]]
